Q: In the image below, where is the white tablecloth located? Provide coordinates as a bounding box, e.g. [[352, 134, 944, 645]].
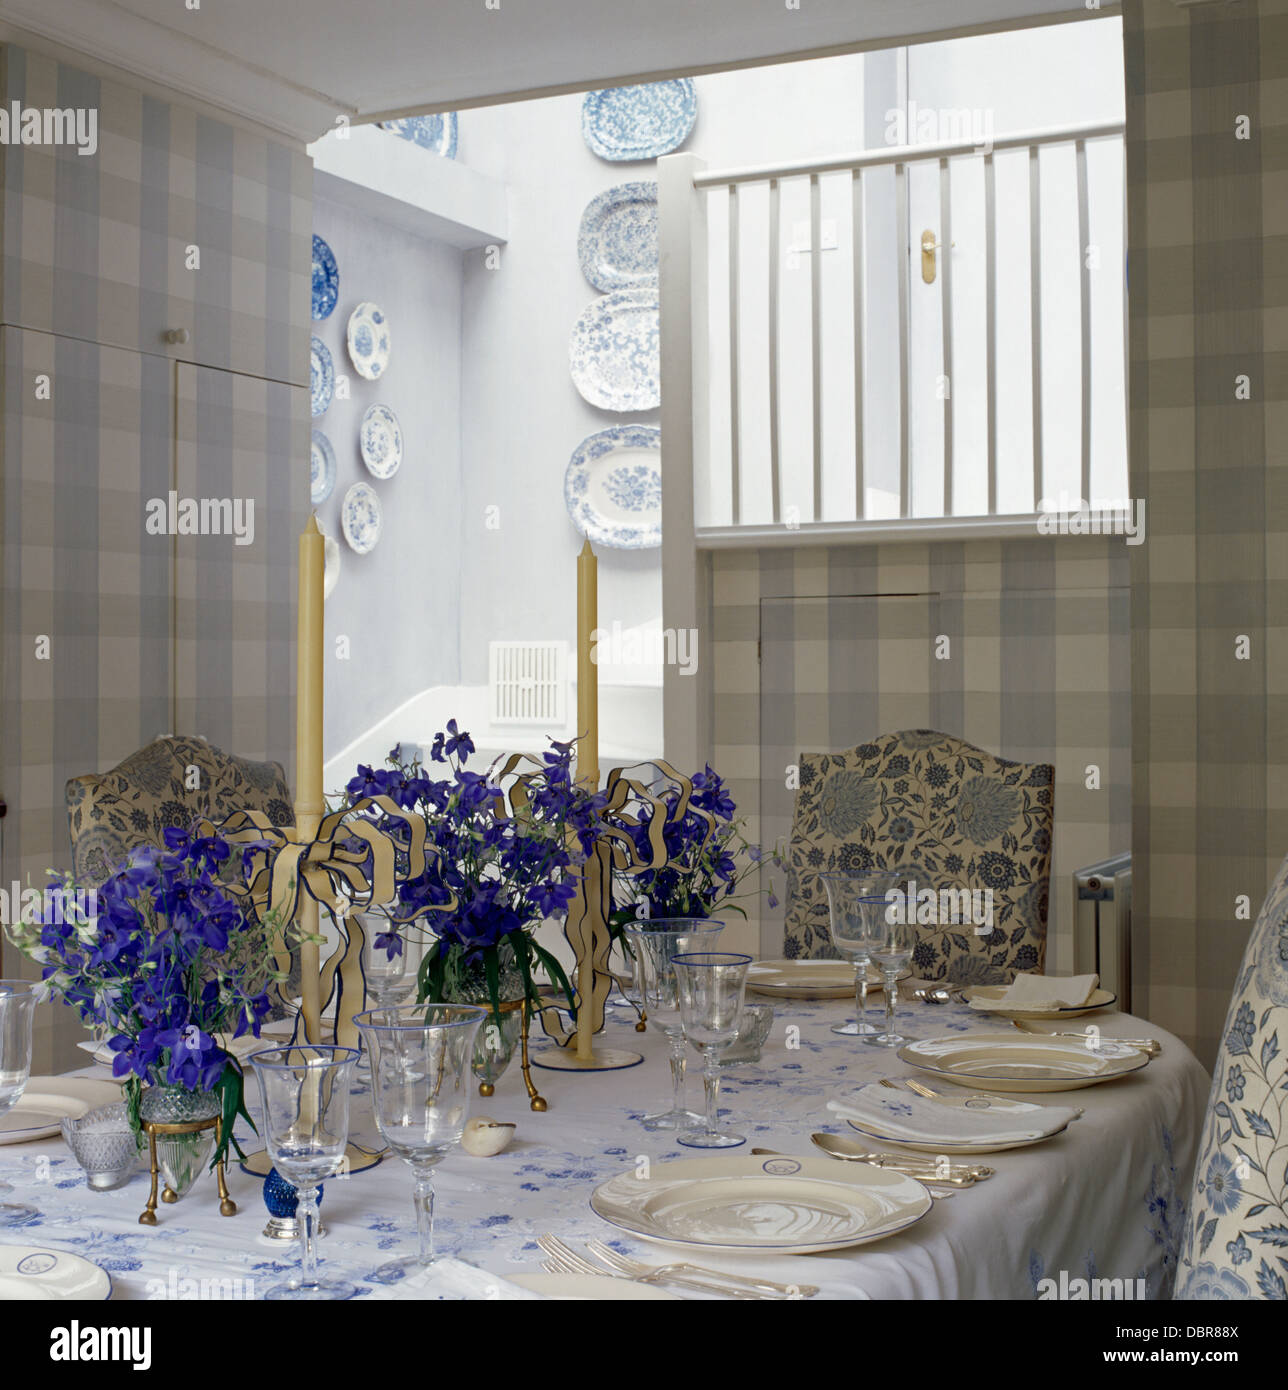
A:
[[0, 992, 1209, 1300]]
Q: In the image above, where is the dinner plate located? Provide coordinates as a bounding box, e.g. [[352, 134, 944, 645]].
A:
[[564, 424, 661, 550], [310, 429, 337, 504], [509, 1272, 679, 1301], [962, 985, 1118, 1020], [341, 481, 382, 555], [0, 1247, 111, 1301], [378, 113, 458, 159], [578, 182, 658, 291], [569, 287, 659, 412], [835, 1086, 1079, 1154], [310, 336, 334, 416], [746, 959, 883, 999], [898, 1032, 1150, 1093], [0, 1077, 123, 1144], [347, 302, 390, 381], [311, 233, 339, 320], [359, 404, 403, 480], [590, 1154, 931, 1255], [581, 80, 696, 161]]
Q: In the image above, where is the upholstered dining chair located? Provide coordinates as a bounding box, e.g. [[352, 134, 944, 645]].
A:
[[66, 734, 295, 886], [1173, 851, 1288, 1300], [783, 729, 1054, 985]]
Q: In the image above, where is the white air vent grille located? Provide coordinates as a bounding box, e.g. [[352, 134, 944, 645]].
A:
[[489, 640, 568, 726]]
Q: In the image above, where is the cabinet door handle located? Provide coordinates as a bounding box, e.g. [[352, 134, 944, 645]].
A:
[[164, 327, 190, 345]]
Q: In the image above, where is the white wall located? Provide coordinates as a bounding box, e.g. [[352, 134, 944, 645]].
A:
[[456, 54, 869, 752], [313, 193, 465, 762]]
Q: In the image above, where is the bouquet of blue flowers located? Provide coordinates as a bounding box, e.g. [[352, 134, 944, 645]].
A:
[[344, 722, 604, 1022], [607, 764, 782, 924], [5, 826, 293, 1163]]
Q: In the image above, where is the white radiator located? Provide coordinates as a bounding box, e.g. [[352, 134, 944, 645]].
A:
[[1072, 852, 1132, 1011], [488, 641, 568, 727]]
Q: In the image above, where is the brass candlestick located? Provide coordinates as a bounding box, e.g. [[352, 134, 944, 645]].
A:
[[138, 1114, 236, 1225]]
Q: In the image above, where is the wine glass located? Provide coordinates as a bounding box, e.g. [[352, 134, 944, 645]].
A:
[[821, 871, 901, 1036], [622, 919, 723, 1130], [354, 1003, 486, 1282], [672, 952, 752, 1149], [864, 896, 916, 1047], [359, 911, 416, 1009], [247, 1044, 360, 1300], [0, 981, 39, 1226]]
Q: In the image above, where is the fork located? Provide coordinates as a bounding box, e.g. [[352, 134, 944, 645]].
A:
[[584, 1238, 820, 1299], [880, 1075, 998, 1107], [537, 1234, 760, 1299]]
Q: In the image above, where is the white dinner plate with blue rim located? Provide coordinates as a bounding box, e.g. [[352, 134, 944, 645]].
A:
[[577, 182, 658, 291], [310, 429, 337, 504], [581, 80, 696, 161], [0, 1247, 112, 1301], [564, 424, 660, 550], [590, 1153, 931, 1255], [341, 481, 382, 555], [359, 404, 403, 480], [310, 336, 334, 416], [378, 113, 458, 159], [311, 233, 339, 320], [569, 288, 659, 412], [347, 302, 390, 381]]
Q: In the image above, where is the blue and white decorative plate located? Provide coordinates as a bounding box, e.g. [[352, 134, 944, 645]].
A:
[[347, 302, 390, 381], [581, 79, 696, 161], [569, 287, 660, 412], [378, 113, 458, 159], [564, 424, 661, 550], [311, 233, 339, 320], [310, 336, 334, 416], [310, 429, 337, 504], [323, 533, 340, 599], [359, 404, 403, 480], [578, 182, 658, 291], [341, 481, 382, 555]]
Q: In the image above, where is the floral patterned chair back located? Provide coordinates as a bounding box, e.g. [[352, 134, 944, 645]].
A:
[[783, 729, 1054, 984], [66, 735, 294, 886], [1174, 852, 1288, 1300]]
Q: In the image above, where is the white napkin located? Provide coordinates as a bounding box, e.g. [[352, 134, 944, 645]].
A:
[[360, 1257, 542, 1300], [970, 971, 1099, 1011], [827, 1083, 1079, 1145]]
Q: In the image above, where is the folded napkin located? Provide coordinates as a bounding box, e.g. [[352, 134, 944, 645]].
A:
[[969, 971, 1099, 1012], [827, 1083, 1079, 1145], [360, 1257, 542, 1301]]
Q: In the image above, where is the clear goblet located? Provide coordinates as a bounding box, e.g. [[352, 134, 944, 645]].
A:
[[865, 897, 917, 1047], [821, 871, 901, 1036], [354, 1003, 486, 1283], [359, 911, 416, 1009], [672, 952, 752, 1150], [622, 919, 723, 1130], [0, 981, 39, 1226], [247, 1044, 360, 1300]]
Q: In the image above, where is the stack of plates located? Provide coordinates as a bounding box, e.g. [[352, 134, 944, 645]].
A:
[[962, 985, 1117, 1020], [0, 1077, 122, 1145], [746, 959, 884, 999], [829, 1082, 1080, 1154], [591, 1154, 931, 1254]]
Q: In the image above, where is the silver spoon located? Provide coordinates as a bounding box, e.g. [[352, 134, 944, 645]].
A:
[[809, 1132, 992, 1183]]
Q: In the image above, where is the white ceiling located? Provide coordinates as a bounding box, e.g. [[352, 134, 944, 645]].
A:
[[0, 0, 1104, 143]]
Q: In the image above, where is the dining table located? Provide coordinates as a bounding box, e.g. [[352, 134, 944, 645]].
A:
[[0, 986, 1210, 1301]]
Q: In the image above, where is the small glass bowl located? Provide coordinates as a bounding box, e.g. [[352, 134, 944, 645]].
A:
[[61, 1103, 139, 1191], [719, 1004, 775, 1066]]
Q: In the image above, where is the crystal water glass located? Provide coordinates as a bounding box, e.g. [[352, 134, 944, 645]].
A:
[[354, 1003, 486, 1283], [672, 952, 752, 1149], [821, 871, 901, 1036], [0, 981, 39, 1226], [622, 920, 723, 1130], [865, 900, 916, 1047], [247, 1045, 360, 1300], [359, 912, 415, 1008]]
